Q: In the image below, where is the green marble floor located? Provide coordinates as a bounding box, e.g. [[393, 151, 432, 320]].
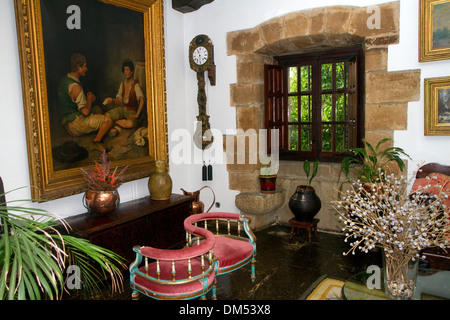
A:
[[212, 224, 381, 300], [80, 224, 381, 301]]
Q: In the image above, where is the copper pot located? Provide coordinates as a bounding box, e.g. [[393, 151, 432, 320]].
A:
[[84, 189, 120, 215], [181, 186, 215, 214]]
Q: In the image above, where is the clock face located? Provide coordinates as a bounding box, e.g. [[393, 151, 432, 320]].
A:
[[193, 46, 209, 65]]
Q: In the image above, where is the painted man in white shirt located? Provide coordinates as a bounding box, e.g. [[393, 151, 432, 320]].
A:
[[104, 59, 145, 136], [58, 53, 113, 152]]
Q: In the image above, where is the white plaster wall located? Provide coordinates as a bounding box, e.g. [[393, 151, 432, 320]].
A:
[[0, 0, 187, 216], [389, 1, 450, 176], [179, 0, 450, 215], [0, 0, 449, 219]]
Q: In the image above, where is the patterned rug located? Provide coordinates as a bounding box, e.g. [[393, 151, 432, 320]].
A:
[[302, 275, 344, 300]]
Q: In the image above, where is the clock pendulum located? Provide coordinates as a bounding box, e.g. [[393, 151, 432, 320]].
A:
[[194, 71, 213, 150]]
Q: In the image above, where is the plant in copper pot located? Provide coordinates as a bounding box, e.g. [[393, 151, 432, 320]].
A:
[[81, 151, 128, 215], [81, 151, 128, 191], [289, 160, 321, 222], [0, 179, 126, 300]]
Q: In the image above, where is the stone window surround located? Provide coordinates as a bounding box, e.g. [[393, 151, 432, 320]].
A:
[[224, 1, 421, 232]]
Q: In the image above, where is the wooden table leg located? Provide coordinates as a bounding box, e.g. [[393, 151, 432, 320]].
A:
[[289, 218, 320, 243]]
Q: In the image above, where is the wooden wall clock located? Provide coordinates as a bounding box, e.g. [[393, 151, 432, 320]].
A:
[[172, 0, 214, 13], [189, 34, 215, 150]]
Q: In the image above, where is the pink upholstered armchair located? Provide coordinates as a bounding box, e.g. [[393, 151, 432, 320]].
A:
[[129, 222, 218, 300], [185, 212, 257, 281]]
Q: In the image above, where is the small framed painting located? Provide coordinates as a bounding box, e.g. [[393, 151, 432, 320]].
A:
[[419, 0, 450, 62], [424, 76, 450, 135]]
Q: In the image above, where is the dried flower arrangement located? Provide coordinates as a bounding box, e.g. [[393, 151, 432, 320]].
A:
[[334, 171, 449, 258], [334, 171, 449, 298], [81, 151, 128, 191]]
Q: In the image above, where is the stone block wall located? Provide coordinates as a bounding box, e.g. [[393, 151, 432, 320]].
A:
[[225, 2, 420, 232]]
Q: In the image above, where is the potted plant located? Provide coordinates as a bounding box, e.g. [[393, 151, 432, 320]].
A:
[[81, 151, 128, 215], [339, 138, 411, 186], [288, 160, 321, 221], [0, 179, 126, 300], [259, 161, 278, 194]]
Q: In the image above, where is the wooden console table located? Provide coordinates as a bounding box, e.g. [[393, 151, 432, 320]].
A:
[[61, 194, 193, 263]]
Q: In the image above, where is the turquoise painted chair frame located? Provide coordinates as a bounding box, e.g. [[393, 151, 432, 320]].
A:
[[129, 222, 218, 300]]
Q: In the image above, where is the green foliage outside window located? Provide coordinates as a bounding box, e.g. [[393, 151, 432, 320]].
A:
[[288, 62, 350, 153]]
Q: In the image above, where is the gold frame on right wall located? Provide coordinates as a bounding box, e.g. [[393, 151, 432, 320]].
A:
[[419, 0, 450, 62], [424, 76, 450, 135]]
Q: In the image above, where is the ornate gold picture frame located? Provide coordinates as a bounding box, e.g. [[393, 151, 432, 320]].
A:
[[424, 76, 450, 135], [419, 0, 450, 62], [14, 0, 167, 200]]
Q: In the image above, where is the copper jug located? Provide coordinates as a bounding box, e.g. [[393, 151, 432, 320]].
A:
[[180, 186, 215, 214]]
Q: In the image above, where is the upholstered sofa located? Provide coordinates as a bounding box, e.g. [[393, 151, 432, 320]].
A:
[[412, 163, 450, 270], [129, 211, 257, 300], [130, 217, 217, 300], [184, 212, 257, 280]]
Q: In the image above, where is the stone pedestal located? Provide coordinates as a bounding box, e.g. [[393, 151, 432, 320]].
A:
[[235, 189, 285, 230]]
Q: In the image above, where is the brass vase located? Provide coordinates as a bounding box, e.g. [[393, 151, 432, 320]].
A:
[[148, 160, 173, 200], [84, 189, 120, 216]]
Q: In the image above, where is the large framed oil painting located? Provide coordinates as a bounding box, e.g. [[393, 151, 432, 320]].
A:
[[424, 76, 450, 135], [14, 0, 168, 200], [419, 0, 450, 62]]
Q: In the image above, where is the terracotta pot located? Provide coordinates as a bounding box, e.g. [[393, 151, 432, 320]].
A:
[[84, 189, 120, 216], [288, 185, 321, 221], [148, 160, 173, 200]]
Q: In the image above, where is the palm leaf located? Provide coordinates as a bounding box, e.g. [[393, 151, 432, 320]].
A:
[[309, 160, 319, 185], [303, 160, 310, 178], [0, 221, 11, 300], [303, 160, 320, 186], [0, 191, 126, 300], [22, 267, 40, 300], [375, 137, 391, 150], [339, 138, 411, 184], [8, 258, 19, 300], [61, 235, 125, 297]]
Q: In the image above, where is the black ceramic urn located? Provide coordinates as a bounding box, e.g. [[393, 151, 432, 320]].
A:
[[288, 185, 321, 221]]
